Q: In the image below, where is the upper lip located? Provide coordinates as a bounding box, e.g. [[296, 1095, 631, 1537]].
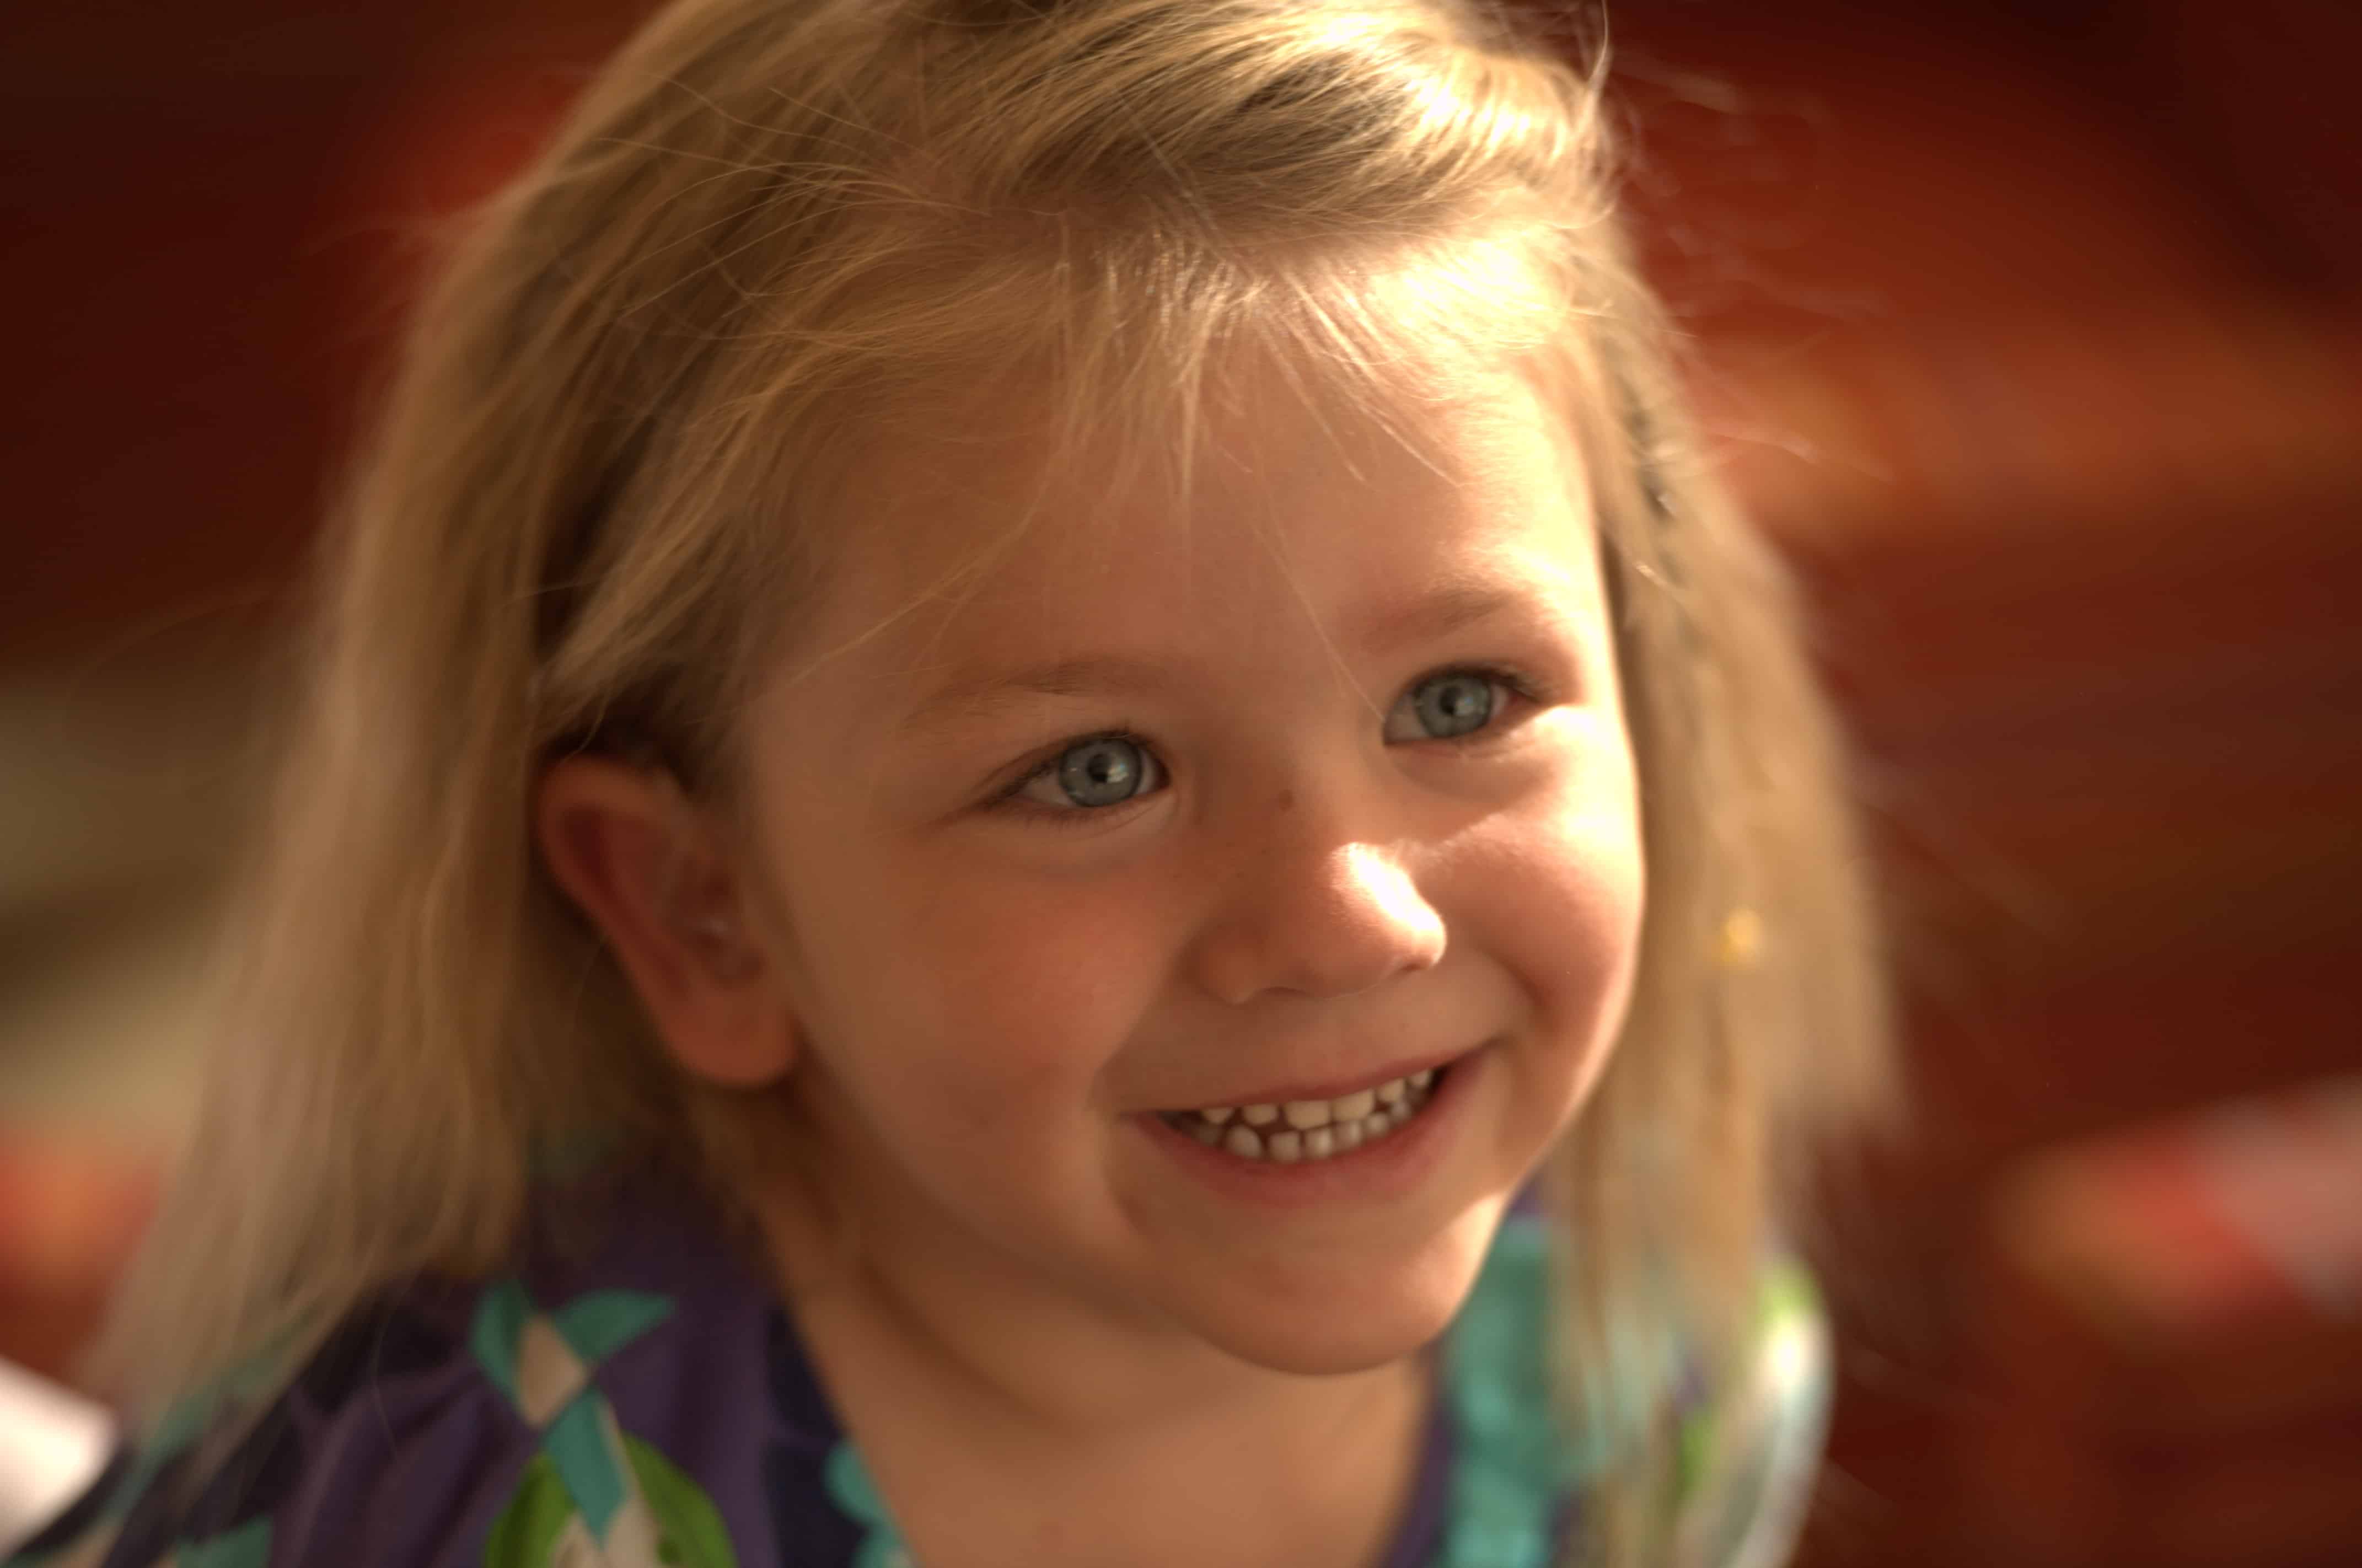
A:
[[1151, 1044, 1472, 1113]]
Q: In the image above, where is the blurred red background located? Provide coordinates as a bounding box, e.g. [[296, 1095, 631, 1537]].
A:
[[3, 1, 2358, 1562]]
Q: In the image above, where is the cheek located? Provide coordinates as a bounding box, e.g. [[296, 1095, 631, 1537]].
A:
[[783, 839, 1169, 1129], [1454, 788, 1646, 1044]]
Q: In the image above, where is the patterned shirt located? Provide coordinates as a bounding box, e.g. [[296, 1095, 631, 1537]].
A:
[[8, 1182, 1828, 1567]]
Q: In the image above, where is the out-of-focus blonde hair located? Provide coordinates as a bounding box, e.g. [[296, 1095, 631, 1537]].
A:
[[98, 0, 1887, 1555]]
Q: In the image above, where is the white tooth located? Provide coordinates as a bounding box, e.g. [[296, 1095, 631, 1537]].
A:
[[1361, 1112, 1389, 1140], [1242, 1104, 1279, 1126], [1283, 1099, 1331, 1130], [1225, 1125, 1264, 1159], [1332, 1088, 1376, 1123], [1203, 1106, 1236, 1124], [1333, 1118, 1364, 1151], [1267, 1130, 1303, 1163], [1387, 1100, 1413, 1127], [1410, 1069, 1435, 1089], [1190, 1120, 1223, 1145], [1376, 1079, 1406, 1105], [1305, 1127, 1334, 1159]]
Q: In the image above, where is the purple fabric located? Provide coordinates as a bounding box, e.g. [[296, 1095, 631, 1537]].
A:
[[1373, 1356, 1457, 1568], [11, 1177, 1479, 1566]]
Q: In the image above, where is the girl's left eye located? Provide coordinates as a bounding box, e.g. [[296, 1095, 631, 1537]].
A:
[[1383, 670, 1516, 743]]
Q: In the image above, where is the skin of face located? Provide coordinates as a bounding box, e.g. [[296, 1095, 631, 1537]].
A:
[[737, 358, 1645, 1382]]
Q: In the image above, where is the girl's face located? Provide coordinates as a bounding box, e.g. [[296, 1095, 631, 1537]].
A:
[[743, 362, 1643, 1374]]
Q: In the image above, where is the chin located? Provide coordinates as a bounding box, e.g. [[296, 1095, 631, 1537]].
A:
[[1170, 1200, 1507, 1376]]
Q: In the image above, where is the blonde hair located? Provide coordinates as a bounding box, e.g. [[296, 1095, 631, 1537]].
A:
[[98, 0, 1887, 1555]]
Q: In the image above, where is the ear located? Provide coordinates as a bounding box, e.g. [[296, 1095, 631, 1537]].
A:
[[534, 756, 798, 1087]]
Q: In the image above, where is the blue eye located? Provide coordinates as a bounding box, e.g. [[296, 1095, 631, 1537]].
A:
[[1059, 738, 1148, 805], [1018, 734, 1164, 810], [1387, 671, 1500, 742]]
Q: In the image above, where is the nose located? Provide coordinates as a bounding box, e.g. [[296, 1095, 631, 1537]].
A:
[[1185, 805, 1447, 1006]]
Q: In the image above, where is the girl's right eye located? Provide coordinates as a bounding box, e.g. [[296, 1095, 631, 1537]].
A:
[[1007, 734, 1166, 815]]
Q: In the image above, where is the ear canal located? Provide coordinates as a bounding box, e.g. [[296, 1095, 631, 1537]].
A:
[[681, 910, 763, 980]]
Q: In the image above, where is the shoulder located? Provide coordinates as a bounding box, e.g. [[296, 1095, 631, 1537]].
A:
[[8, 1286, 516, 1568], [8, 1184, 785, 1568]]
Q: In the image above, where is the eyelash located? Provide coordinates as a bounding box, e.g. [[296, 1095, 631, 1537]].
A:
[[984, 663, 1550, 825]]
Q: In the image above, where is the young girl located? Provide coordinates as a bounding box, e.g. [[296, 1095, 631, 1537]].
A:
[[14, 1, 1886, 1564]]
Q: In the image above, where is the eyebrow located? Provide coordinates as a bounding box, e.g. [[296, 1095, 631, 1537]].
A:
[[899, 654, 1178, 731], [899, 579, 1556, 732], [1346, 579, 1540, 657]]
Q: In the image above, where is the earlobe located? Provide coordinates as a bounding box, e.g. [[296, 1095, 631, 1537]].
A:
[[534, 756, 799, 1087]]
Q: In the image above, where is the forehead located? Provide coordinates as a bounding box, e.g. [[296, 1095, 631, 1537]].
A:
[[784, 356, 1603, 694]]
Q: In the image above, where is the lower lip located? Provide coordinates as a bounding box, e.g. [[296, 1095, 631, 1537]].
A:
[[1135, 1048, 1483, 1210]]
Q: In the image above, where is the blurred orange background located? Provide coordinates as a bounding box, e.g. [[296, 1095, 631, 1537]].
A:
[[2, 1, 2358, 1562]]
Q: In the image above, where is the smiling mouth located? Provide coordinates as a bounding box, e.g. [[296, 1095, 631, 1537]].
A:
[[1157, 1066, 1443, 1164]]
